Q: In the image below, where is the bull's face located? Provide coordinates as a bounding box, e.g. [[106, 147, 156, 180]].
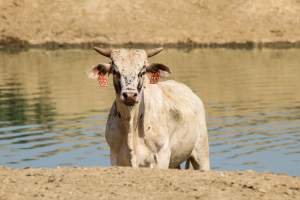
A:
[[89, 47, 171, 106], [110, 49, 148, 106]]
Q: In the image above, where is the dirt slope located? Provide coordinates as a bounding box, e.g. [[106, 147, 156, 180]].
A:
[[1, 0, 300, 47], [0, 167, 299, 200]]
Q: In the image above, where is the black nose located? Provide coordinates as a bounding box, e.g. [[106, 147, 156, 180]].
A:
[[122, 92, 138, 105]]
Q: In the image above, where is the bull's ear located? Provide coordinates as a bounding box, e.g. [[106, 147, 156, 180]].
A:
[[88, 63, 111, 79], [146, 63, 171, 77]]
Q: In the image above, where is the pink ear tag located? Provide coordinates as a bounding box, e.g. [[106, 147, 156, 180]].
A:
[[98, 73, 108, 87], [150, 72, 160, 84]]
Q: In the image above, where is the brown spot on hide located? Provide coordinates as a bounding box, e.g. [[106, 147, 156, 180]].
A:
[[170, 109, 182, 122]]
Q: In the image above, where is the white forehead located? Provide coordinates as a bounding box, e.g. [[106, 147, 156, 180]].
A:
[[111, 49, 147, 74]]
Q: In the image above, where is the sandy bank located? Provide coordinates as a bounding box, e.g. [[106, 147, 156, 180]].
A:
[[1, 0, 300, 48], [0, 167, 299, 200]]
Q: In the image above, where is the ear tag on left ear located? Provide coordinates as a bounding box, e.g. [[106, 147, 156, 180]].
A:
[[150, 72, 160, 84], [98, 73, 108, 87]]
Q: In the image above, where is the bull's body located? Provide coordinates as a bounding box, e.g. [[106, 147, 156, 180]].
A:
[[105, 79, 210, 170]]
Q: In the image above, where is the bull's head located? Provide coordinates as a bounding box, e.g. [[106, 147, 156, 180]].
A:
[[89, 47, 171, 106]]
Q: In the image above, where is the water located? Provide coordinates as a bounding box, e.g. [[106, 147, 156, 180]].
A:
[[0, 49, 299, 176]]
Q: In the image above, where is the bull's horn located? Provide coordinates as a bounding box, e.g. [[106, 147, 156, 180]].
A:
[[93, 47, 112, 58], [146, 47, 164, 58]]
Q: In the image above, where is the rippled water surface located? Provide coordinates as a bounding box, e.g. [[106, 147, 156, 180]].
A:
[[0, 49, 299, 175]]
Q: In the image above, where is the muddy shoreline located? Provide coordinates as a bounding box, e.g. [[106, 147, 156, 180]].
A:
[[0, 167, 299, 200]]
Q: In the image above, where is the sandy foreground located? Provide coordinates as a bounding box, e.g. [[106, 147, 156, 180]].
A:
[[1, 0, 300, 48], [0, 167, 299, 200]]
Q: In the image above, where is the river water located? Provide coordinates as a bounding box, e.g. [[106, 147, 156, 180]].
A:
[[0, 49, 299, 175]]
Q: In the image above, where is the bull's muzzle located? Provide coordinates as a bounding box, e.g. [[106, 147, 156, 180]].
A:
[[121, 91, 138, 106]]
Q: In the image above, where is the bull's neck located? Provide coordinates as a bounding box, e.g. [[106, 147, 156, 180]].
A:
[[115, 97, 143, 123], [115, 94, 144, 167]]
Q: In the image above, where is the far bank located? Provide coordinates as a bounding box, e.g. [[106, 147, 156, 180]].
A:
[[1, 0, 300, 49]]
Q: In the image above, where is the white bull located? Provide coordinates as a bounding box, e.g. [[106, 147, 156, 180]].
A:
[[90, 47, 210, 170]]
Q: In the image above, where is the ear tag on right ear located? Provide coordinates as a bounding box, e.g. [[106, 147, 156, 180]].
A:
[[150, 72, 160, 84], [98, 73, 108, 87]]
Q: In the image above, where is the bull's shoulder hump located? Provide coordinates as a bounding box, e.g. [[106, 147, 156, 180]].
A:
[[158, 80, 203, 104], [159, 80, 190, 88], [157, 80, 205, 118], [145, 80, 203, 105], [158, 80, 195, 96]]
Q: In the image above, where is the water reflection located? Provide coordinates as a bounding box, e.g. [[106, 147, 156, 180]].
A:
[[0, 81, 28, 125], [0, 49, 299, 175]]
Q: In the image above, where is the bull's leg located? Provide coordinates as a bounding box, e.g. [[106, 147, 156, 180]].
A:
[[155, 147, 171, 169], [110, 150, 118, 166], [190, 151, 209, 171], [190, 132, 210, 171], [185, 158, 192, 169]]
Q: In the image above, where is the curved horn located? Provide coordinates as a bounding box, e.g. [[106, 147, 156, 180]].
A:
[[93, 47, 112, 58], [146, 47, 164, 58]]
